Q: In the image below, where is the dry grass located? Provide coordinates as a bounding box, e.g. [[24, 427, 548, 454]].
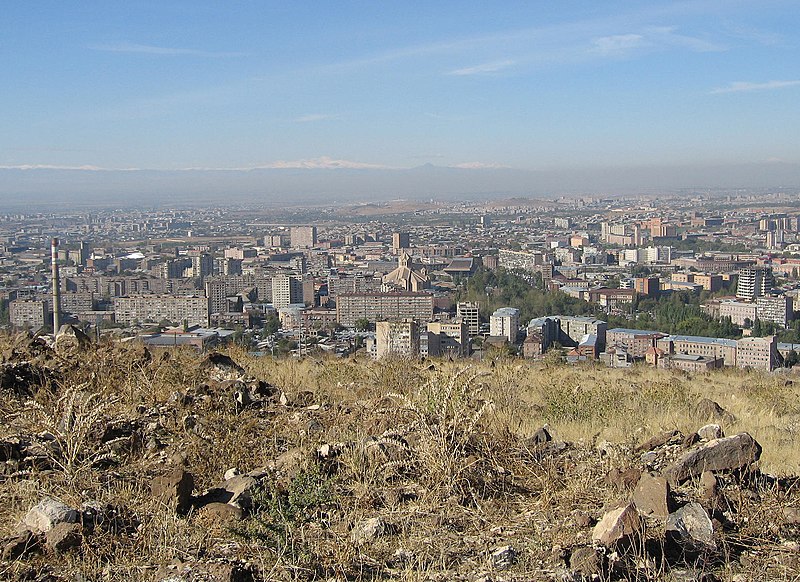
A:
[[1, 335, 799, 580]]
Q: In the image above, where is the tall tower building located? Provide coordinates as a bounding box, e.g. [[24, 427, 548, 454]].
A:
[[392, 232, 410, 252], [272, 274, 304, 308]]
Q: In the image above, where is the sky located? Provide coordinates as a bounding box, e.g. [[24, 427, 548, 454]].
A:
[[1, 1, 799, 178]]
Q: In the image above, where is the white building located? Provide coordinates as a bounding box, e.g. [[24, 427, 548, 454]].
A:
[[490, 307, 520, 343]]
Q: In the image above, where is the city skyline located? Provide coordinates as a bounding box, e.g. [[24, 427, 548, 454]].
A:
[[2, 1, 799, 202]]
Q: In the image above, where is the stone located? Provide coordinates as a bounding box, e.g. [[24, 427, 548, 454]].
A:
[[199, 352, 245, 379], [665, 433, 761, 485], [151, 468, 194, 514], [592, 503, 642, 547], [491, 545, 517, 569], [666, 502, 715, 552], [635, 429, 682, 452], [2, 530, 41, 560], [525, 425, 552, 447], [197, 502, 244, 523], [224, 468, 240, 480], [573, 510, 592, 528], [781, 507, 800, 525], [695, 399, 735, 424], [700, 471, 719, 502], [22, 498, 79, 534], [45, 522, 82, 553], [633, 473, 671, 518], [605, 467, 642, 490], [351, 517, 392, 544], [697, 424, 724, 441], [220, 474, 257, 509], [54, 325, 91, 354], [570, 546, 601, 576]]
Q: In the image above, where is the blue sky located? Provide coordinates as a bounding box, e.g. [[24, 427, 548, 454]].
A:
[[2, 1, 799, 172]]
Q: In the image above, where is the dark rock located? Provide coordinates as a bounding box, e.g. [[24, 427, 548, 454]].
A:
[[635, 429, 682, 452], [666, 502, 715, 552], [605, 467, 642, 490], [700, 471, 719, 502], [695, 399, 735, 424], [570, 546, 601, 576], [0, 361, 50, 398], [592, 503, 642, 547], [573, 510, 592, 528], [665, 433, 762, 485], [199, 352, 245, 378], [2, 530, 41, 560], [45, 522, 82, 553], [525, 425, 552, 447], [491, 545, 517, 569], [633, 473, 671, 518], [151, 468, 194, 514]]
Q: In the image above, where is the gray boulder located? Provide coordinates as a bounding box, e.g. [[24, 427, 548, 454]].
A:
[[665, 433, 761, 485]]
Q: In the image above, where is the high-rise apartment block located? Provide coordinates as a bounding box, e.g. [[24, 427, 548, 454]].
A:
[[392, 232, 410, 251], [456, 302, 480, 336], [490, 307, 520, 343], [113, 295, 210, 327], [290, 226, 317, 249], [375, 319, 419, 359], [271, 274, 304, 308], [9, 299, 48, 330], [736, 267, 774, 300]]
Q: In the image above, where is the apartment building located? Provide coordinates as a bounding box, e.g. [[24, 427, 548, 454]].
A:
[[374, 319, 419, 359], [113, 295, 210, 327], [9, 299, 48, 329], [490, 307, 520, 343], [456, 301, 480, 336], [336, 292, 434, 328]]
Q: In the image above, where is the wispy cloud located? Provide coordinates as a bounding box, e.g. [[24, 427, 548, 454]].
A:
[[89, 42, 247, 58], [710, 80, 800, 94], [294, 113, 337, 123], [590, 34, 645, 56], [259, 156, 391, 170], [447, 59, 516, 76]]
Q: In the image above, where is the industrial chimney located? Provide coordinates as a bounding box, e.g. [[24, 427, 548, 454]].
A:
[[51, 237, 61, 333]]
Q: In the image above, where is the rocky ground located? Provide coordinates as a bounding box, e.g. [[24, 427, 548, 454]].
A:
[[1, 329, 800, 581]]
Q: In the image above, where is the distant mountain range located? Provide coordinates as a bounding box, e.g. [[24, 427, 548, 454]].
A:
[[1, 161, 799, 210]]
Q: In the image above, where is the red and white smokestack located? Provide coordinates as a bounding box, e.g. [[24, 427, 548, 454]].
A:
[[51, 237, 61, 333]]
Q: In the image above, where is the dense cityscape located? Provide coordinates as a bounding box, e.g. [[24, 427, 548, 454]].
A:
[[4, 188, 800, 372]]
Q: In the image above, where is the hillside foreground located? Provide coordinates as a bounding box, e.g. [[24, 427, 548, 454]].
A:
[[1, 332, 800, 581]]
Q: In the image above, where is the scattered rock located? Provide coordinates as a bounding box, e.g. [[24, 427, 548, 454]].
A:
[[569, 546, 601, 577], [45, 522, 82, 553], [2, 530, 41, 560], [525, 425, 552, 447], [666, 502, 716, 552], [697, 424, 724, 441], [665, 433, 762, 485], [635, 429, 682, 452], [695, 399, 735, 424], [781, 507, 800, 525], [151, 468, 194, 514], [54, 324, 91, 354], [491, 545, 517, 569], [199, 352, 245, 380], [573, 510, 592, 528], [700, 471, 719, 502], [22, 498, 79, 534], [633, 473, 671, 518], [592, 503, 642, 547], [196, 502, 244, 523], [351, 517, 393, 544], [605, 467, 642, 490]]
